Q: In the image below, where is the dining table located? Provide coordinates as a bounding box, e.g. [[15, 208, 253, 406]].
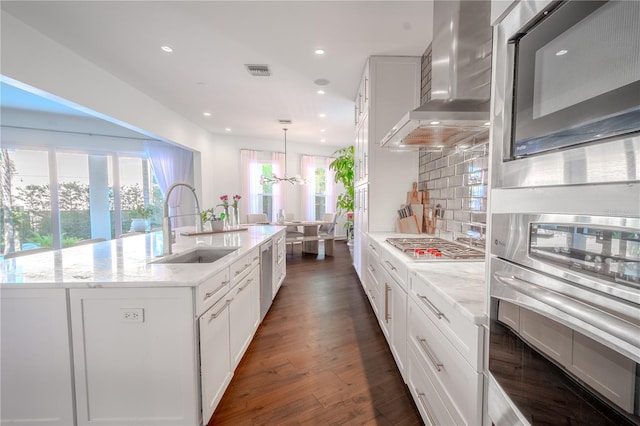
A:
[[243, 220, 335, 256]]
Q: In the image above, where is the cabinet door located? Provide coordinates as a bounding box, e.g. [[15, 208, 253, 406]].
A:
[[389, 277, 408, 378], [69, 287, 198, 426], [1, 288, 75, 426], [229, 265, 260, 369], [200, 297, 232, 423]]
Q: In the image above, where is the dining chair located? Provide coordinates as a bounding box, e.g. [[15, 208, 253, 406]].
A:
[[247, 213, 268, 223], [3, 247, 53, 259], [318, 212, 337, 237]]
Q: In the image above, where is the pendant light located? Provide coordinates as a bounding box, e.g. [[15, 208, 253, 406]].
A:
[[260, 128, 307, 185]]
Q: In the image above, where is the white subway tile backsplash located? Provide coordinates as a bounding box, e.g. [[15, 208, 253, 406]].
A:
[[418, 140, 489, 243]]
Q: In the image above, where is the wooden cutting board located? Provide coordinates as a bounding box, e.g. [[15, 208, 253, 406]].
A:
[[397, 215, 421, 234], [411, 204, 424, 233]]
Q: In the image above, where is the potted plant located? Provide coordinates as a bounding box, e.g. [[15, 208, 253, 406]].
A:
[[201, 207, 224, 231], [130, 205, 155, 232], [329, 146, 354, 243]]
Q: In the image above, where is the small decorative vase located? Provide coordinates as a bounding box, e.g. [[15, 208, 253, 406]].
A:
[[130, 218, 148, 232], [233, 206, 240, 229], [277, 209, 285, 223], [223, 207, 231, 230], [211, 220, 224, 231]]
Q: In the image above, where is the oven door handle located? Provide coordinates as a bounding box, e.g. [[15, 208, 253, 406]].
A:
[[493, 272, 640, 350]]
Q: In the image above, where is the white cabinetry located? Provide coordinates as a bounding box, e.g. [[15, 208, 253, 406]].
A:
[[353, 56, 421, 279], [229, 253, 260, 369], [273, 230, 286, 295], [407, 273, 484, 425], [199, 296, 232, 422], [69, 287, 199, 426], [1, 288, 75, 426]]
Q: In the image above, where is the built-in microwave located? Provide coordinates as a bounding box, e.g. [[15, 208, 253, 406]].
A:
[[491, 0, 640, 189]]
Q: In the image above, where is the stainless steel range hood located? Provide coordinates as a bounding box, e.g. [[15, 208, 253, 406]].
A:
[[380, 0, 492, 150]]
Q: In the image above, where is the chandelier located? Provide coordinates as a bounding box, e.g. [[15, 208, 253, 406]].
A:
[[260, 128, 307, 185]]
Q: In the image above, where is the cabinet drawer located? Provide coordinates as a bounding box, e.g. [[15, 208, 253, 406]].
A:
[[364, 264, 380, 316], [407, 345, 459, 426], [230, 247, 259, 286], [409, 273, 483, 369], [380, 250, 408, 291], [196, 268, 231, 317], [408, 298, 482, 426]]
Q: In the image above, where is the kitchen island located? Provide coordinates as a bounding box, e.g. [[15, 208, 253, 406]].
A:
[[0, 226, 286, 426]]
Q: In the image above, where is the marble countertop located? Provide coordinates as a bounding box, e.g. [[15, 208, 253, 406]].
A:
[[368, 232, 487, 325], [1, 226, 284, 289]]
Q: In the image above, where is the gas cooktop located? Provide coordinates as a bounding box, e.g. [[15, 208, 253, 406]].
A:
[[386, 237, 485, 261]]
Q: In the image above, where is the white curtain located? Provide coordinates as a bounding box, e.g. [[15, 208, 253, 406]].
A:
[[301, 155, 316, 220], [144, 140, 193, 227], [272, 152, 285, 219], [240, 150, 259, 222], [325, 156, 337, 215]]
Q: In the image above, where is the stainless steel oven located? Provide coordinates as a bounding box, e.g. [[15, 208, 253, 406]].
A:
[[488, 213, 640, 425], [491, 0, 640, 189]]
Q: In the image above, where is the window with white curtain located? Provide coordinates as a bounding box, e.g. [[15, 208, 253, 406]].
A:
[[301, 155, 336, 220], [240, 149, 284, 222]]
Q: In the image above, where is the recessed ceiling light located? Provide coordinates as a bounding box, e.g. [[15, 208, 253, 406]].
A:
[[319, 113, 326, 118], [315, 48, 326, 55], [484, 121, 491, 126], [320, 129, 326, 133], [161, 45, 174, 53], [203, 112, 211, 117], [317, 90, 325, 95], [320, 139, 326, 143], [555, 49, 568, 56], [225, 128, 232, 132], [429, 121, 441, 125]]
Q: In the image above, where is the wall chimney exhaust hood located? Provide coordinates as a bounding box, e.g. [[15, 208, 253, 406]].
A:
[[380, 0, 492, 150]]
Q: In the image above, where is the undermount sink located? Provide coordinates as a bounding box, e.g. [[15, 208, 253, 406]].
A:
[[152, 247, 239, 264]]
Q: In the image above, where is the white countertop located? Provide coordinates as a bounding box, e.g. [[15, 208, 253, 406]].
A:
[[368, 232, 487, 325], [1, 226, 284, 289]]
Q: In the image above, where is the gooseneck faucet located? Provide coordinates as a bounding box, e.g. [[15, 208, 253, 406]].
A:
[[162, 182, 203, 255]]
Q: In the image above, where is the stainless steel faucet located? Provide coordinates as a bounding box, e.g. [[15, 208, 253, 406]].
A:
[[162, 182, 203, 255]]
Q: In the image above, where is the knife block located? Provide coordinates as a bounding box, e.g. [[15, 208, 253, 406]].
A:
[[397, 215, 421, 234]]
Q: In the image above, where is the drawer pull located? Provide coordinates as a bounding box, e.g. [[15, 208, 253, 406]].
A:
[[234, 263, 251, 276], [237, 278, 253, 292], [416, 293, 445, 320], [204, 281, 227, 300], [384, 283, 391, 323], [369, 244, 377, 252], [415, 388, 437, 425], [368, 264, 376, 273], [384, 260, 397, 271], [417, 336, 444, 372], [209, 300, 231, 320]]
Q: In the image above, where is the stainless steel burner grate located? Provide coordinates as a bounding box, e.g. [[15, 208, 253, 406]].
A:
[[386, 237, 485, 261]]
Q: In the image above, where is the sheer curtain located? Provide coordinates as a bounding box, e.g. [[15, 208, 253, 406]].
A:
[[301, 155, 316, 220], [240, 150, 259, 223], [272, 152, 285, 219], [325, 156, 337, 215], [143, 140, 193, 226]]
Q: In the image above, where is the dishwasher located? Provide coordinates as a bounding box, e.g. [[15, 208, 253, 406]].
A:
[[259, 241, 273, 320]]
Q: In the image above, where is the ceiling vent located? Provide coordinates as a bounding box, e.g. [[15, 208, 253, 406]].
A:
[[278, 119, 292, 125], [245, 64, 271, 77]]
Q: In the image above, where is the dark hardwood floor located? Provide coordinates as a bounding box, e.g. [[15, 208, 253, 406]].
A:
[[208, 241, 422, 425]]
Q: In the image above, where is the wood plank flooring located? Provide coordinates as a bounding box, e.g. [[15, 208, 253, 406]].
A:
[[208, 241, 422, 425]]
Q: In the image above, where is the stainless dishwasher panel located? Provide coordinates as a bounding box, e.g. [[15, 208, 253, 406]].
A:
[[260, 241, 273, 320]]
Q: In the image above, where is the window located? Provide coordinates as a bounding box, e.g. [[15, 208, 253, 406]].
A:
[[240, 149, 283, 223], [0, 147, 166, 255], [302, 155, 336, 220], [256, 163, 274, 221]]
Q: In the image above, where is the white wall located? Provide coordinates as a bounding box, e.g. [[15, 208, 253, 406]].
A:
[[1, 11, 348, 224]]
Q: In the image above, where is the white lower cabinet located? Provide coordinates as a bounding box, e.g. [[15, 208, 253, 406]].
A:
[[69, 287, 199, 426], [229, 263, 260, 369], [1, 288, 75, 426], [199, 297, 232, 422], [379, 264, 407, 379]]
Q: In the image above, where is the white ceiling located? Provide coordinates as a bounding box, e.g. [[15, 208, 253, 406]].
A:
[[1, 1, 433, 147]]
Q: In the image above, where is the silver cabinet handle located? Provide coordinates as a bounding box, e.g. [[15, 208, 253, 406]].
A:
[[416, 293, 445, 320], [384, 260, 397, 271], [417, 336, 444, 372], [367, 264, 375, 273], [237, 278, 253, 292], [209, 300, 231, 320], [234, 262, 251, 276], [204, 281, 228, 300], [415, 388, 437, 425], [369, 244, 376, 252], [384, 283, 391, 323]]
